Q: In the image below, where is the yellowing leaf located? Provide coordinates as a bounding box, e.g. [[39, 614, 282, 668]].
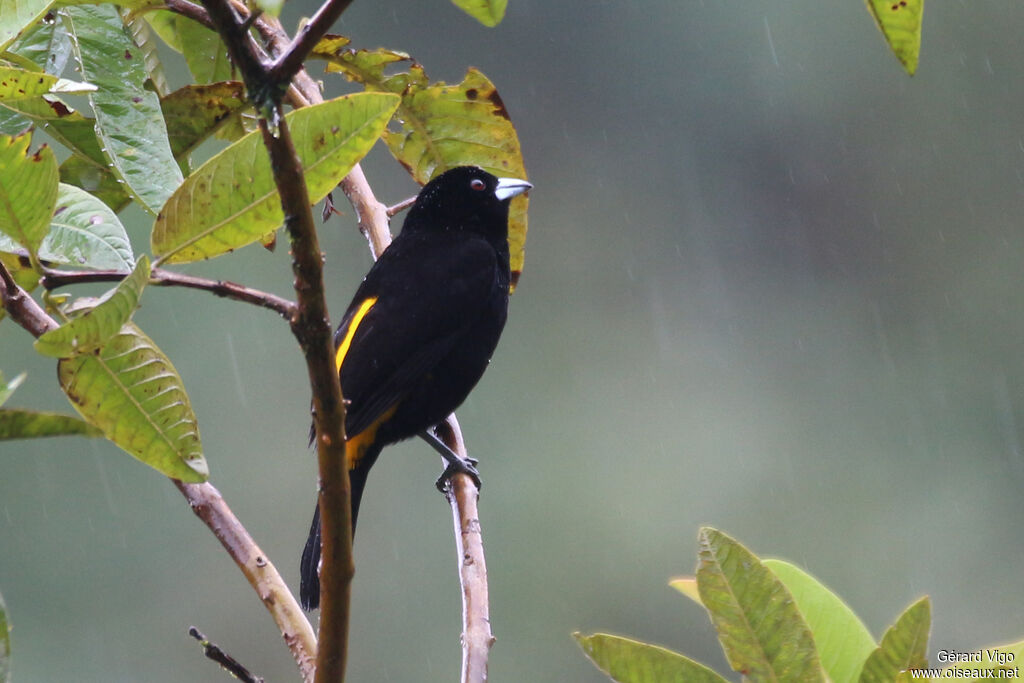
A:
[[450, 0, 507, 27], [668, 577, 702, 605], [0, 130, 57, 256], [152, 92, 399, 264], [575, 632, 730, 683], [58, 321, 207, 482], [0, 64, 94, 101], [865, 0, 924, 76], [321, 48, 529, 288], [0, 408, 103, 439]]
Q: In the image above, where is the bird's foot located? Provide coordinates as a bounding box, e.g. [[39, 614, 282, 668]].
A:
[[435, 456, 481, 492]]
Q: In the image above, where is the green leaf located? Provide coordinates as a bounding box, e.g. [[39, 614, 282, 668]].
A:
[[0, 130, 58, 255], [152, 91, 400, 264], [35, 255, 148, 356], [160, 81, 247, 158], [323, 51, 530, 288], [0, 0, 52, 51], [0, 371, 27, 407], [669, 577, 702, 605], [8, 11, 74, 75], [450, 0, 507, 27], [0, 103, 31, 135], [0, 408, 103, 438], [57, 320, 207, 482], [58, 156, 130, 212], [858, 597, 930, 683], [865, 0, 923, 76], [142, 10, 182, 53], [696, 527, 827, 682], [945, 641, 1024, 681], [0, 64, 94, 101], [176, 16, 232, 84], [763, 559, 876, 683], [41, 183, 133, 269], [575, 632, 731, 683], [64, 4, 183, 214], [120, 8, 169, 96], [0, 589, 9, 683]]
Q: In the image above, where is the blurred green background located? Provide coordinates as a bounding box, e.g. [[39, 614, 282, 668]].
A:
[[3, 0, 1024, 680]]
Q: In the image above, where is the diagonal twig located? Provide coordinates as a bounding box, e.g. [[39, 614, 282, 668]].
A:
[[189, 626, 264, 683], [267, 0, 356, 87]]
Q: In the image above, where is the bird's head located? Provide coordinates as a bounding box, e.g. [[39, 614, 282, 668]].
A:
[[404, 166, 532, 242]]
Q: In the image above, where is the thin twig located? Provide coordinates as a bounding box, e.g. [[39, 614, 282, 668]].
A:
[[435, 417, 494, 683], [267, 0, 356, 86], [189, 626, 264, 683], [42, 267, 297, 320], [177, 484, 317, 682], [385, 195, 417, 218]]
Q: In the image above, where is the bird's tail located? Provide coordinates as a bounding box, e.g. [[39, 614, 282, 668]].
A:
[[299, 441, 381, 610]]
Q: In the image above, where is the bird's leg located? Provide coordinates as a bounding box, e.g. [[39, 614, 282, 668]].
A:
[[419, 429, 481, 492]]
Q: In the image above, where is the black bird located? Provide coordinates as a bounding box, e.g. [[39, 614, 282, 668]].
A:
[[300, 166, 532, 610]]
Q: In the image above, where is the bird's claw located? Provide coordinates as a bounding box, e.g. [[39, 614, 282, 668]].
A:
[[435, 457, 482, 492]]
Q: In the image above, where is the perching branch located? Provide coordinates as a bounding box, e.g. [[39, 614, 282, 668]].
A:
[[41, 267, 297, 320], [0, 259, 318, 682], [435, 417, 494, 683]]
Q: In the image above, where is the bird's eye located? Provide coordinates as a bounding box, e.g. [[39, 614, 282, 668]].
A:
[[470, 179, 486, 191]]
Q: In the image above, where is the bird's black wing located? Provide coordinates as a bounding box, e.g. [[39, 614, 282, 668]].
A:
[[334, 233, 502, 438]]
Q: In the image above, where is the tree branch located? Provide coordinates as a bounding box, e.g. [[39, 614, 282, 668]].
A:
[[435, 417, 494, 683], [157, 0, 215, 29], [263, 110, 354, 683], [267, 0, 356, 87], [41, 267, 297, 320], [0, 260, 57, 337], [178, 484, 317, 682]]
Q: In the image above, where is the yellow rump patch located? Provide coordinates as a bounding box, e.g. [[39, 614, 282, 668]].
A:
[[344, 404, 398, 471], [335, 297, 377, 372]]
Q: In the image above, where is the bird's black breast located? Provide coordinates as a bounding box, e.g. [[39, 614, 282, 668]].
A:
[[336, 229, 510, 443]]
